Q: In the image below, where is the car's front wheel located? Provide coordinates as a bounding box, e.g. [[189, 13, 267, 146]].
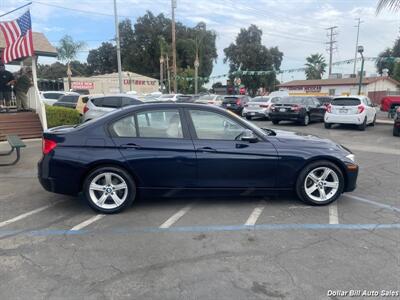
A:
[[301, 113, 310, 126], [324, 122, 332, 129], [393, 126, 400, 136], [272, 119, 279, 125], [296, 161, 344, 205], [245, 116, 252, 120], [83, 166, 136, 213]]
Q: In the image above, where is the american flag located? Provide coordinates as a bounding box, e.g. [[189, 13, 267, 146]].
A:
[[0, 10, 34, 63]]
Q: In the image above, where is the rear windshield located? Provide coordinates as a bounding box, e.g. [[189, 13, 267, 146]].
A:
[[332, 98, 361, 106], [60, 95, 79, 103], [278, 97, 306, 104], [198, 95, 214, 100], [251, 97, 270, 102]]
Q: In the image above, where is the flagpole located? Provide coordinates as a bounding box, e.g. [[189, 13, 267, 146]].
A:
[[0, 2, 32, 18]]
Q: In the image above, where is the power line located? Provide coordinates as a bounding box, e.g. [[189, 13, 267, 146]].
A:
[[326, 26, 338, 76]]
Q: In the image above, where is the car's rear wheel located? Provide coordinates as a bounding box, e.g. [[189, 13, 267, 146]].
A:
[[393, 126, 400, 136], [83, 166, 136, 214], [296, 161, 344, 205], [324, 122, 332, 129], [272, 119, 279, 125], [245, 116, 252, 120], [369, 114, 376, 126], [358, 118, 367, 131]]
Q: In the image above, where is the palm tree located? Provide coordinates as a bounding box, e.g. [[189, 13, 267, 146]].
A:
[[305, 53, 327, 80], [57, 35, 86, 90], [377, 0, 400, 14]]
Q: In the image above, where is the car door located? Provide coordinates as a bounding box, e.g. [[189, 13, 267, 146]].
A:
[[186, 108, 278, 188], [364, 97, 375, 122], [110, 108, 197, 188], [311, 98, 326, 120]]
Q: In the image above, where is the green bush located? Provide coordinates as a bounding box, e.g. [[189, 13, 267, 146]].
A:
[[45, 105, 81, 128]]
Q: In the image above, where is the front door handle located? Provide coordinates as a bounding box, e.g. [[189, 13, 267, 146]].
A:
[[121, 143, 142, 149], [197, 146, 217, 152], [235, 143, 249, 149]]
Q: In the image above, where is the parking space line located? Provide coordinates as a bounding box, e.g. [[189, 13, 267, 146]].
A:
[[329, 202, 339, 224], [70, 214, 105, 231], [345, 195, 400, 213], [245, 206, 265, 226], [159, 204, 193, 229], [0, 203, 60, 228]]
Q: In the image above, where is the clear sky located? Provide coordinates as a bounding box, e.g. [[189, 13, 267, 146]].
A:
[[1, 0, 399, 83]]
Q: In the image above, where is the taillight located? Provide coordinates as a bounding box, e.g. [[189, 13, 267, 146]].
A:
[[270, 104, 275, 111], [260, 104, 269, 108], [83, 104, 89, 113], [326, 104, 332, 113], [208, 101, 214, 104], [236, 99, 241, 105], [357, 105, 365, 114], [291, 104, 302, 112], [42, 139, 57, 155]]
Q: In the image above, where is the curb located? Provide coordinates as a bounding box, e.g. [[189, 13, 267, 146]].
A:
[[376, 119, 394, 125]]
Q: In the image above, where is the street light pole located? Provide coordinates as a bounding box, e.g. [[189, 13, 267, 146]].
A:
[[171, 0, 177, 93], [194, 51, 199, 94], [113, 0, 123, 93], [357, 46, 364, 95], [160, 56, 164, 93]]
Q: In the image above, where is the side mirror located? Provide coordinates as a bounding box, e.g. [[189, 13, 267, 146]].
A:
[[241, 129, 258, 143]]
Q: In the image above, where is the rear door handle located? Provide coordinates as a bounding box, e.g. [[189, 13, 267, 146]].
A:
[[197, 146, 217, 152], [121, 143, 142, 149]]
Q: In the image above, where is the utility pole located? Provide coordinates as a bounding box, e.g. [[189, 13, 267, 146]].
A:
[[353, 18, 363, 75], [171, 0, 177, 93], [166, 53, 171, 93], [325, 26, 338, 76], [113, 0, 123, 93], [194, 50, 199, 94], [160, 56, 164, 93]]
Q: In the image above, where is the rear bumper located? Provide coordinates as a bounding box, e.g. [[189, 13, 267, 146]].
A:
[[243, 110, 268, 118], [324, 113, 365, 125], [269, 112, 303, 121], [223, 105, 243, 114]]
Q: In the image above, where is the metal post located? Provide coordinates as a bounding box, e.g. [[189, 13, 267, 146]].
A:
[[194, 51, 199, 94], [160, 56, 164, 93], [358, 54, 364, 95], [166, 53, 171, 93], [114, 0, 123, 93], [171, 0, 177, 93]]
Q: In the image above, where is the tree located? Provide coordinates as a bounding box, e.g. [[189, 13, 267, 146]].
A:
[[38, 61, 92, 80], [304, 53, 327, 80], [224, 25, 283, 96], [377, 0, 400, 14], [87, 42, 117, 74], [376, 37, 400, 75], [117, 12, 217, 91], [57, 35, 86, 89]]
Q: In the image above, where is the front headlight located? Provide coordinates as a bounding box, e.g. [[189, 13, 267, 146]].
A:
[[346, 154, 355, 162]]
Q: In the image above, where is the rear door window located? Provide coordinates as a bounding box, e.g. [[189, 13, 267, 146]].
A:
[[91, 97, 104, 107], [136, 109, 183, 139], [332, 98, 361, 106], [112, 115, 137, 137], [102, 97, 121, 108]]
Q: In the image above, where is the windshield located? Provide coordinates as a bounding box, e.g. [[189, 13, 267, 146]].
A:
[[251, 97, 270, 102]]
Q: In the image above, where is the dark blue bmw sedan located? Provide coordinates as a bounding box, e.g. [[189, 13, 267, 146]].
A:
[[38, 103, 358, 213]]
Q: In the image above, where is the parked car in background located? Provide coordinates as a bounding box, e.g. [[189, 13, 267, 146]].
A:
[[269, 96, 326, 125], [242, 96, 281, 120], [71, 89, 90, 95], [195, 94, 224, 106], [82, 94, 142, 122], [53, 92, 81, 109], [316, 96, 333, 108], [380, 96, 400, 112], [75, 94, 104, 115], [38, 103, 358, 214], [157, 94, 183, 101], [393, 107, 400, 136], [39, 91, 66, 106], [221, 95, 251, 115], [324, 96, 376, 131]]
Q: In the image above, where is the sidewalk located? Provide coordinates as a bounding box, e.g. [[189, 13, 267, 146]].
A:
[[376, 110, 394, 125]]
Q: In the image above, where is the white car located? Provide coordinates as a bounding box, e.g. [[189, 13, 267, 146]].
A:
[[157, 94, 183, 102], [195, 94, 224, 106], [39, 91, 67, 106], [324, 96, 377, 131], [242, 96, 281, 120]]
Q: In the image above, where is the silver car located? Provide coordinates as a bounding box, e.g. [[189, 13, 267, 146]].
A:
[[83, 94, 142, 122], [242, 96, 282, 120], [195, 94, 224, 106]]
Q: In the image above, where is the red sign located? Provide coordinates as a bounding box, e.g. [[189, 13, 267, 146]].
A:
[[71, 82, 95, 89]]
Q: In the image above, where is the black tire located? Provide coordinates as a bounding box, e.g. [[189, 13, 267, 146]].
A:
[[301, 113, 310, 126], [296, 160, 344, 206], [393, 126, 400, 137], [245, 116, 252, 120], [83, 166, 136, 214], [358, 118, 367, 131], [324, 122, 332, 129], [272, 119, 279, 125]]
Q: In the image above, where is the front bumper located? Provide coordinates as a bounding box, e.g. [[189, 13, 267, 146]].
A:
[[344, 163, 358, 192]]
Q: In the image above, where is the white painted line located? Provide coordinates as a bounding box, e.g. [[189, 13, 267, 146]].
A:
[[345, 194, 400, 213], [329, 202, 339, 224], [70, 214, 105, 231], [245, 206, 265, 226], [0, 203, 59, 228], [159, 205, 192, 229]]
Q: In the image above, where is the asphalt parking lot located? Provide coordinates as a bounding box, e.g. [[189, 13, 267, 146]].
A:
[[0, 120, 399, 300]]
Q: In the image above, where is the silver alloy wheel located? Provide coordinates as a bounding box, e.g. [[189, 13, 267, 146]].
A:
[[304, 114, 310, 125], [304, 167, 339, 202], [89, 172, 128, 209]]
